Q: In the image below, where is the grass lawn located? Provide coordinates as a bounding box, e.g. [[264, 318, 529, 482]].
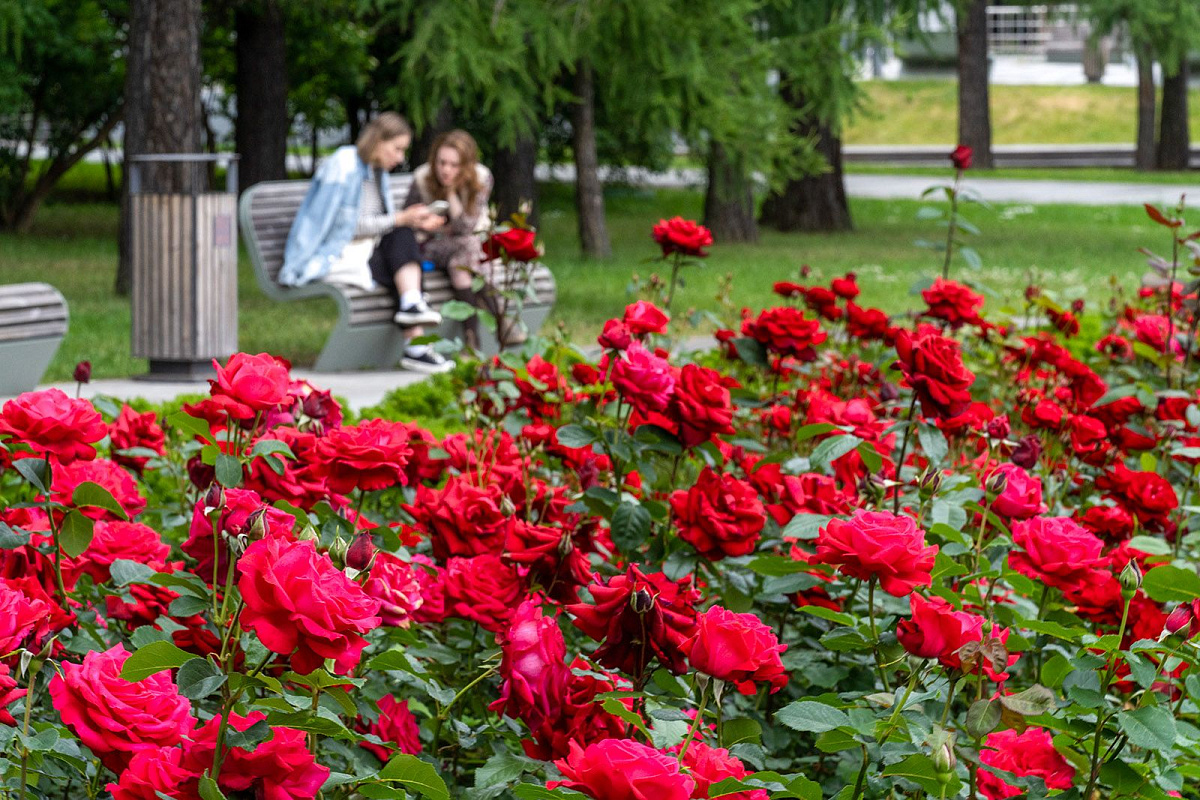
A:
[[0, 180, 1165, 381], [845, 80, 1200, 145]]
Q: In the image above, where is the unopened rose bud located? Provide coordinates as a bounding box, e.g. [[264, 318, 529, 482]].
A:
[[73, 361, 92, 384], [1165, 604, 1192, 634], [1072, 299, 1085, 313], [295, 524, 319, 542], [880, 382, 900, 403], [244, 508, 269, 540], [558, 530, 574, 558], [328, 537, 349, 567], [1119, 560, 1143, 594], [800, 264, 811, 278], [985, 470, 1008, 497], [919, 468, 944, 497], [933, 740, 957, 775], [986, 415, 1010, 440], [346, 533, 377, 572], [203, 484, 226, 514], [630, 587, 655, 614]]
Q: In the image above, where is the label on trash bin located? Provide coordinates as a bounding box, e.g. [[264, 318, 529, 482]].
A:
[[213, 215, 232, 247]]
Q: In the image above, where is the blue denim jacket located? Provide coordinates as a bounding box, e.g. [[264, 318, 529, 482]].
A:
[[278, 145, 396, 286]]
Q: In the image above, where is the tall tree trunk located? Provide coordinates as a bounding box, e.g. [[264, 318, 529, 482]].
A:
[[1135, 42, 1157, 171], [116, 0, 203, 296], [760, 78, 852, 233], [344, 93, 364, 144], [493, 133, 539, 228], [411, 101, 455, 168], [571, 60, 611, 258], [704, 141, 757, 243], [1158, 58, 1191, 171], [956, 0, 993, 169], [235, 0, 288, 192]]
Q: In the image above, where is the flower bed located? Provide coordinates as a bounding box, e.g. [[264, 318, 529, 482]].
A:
[[1, 207, 1199, 800]]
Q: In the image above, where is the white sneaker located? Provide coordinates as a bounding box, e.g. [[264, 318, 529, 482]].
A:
[[394, 298, 442, 327], [400, 349, 454, 374]]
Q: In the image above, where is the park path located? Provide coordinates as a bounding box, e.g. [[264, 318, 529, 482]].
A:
[[844, 173, 1198, 207]]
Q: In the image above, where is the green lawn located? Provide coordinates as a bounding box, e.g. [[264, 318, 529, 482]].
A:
[[0, 181, 1164, 381], [846, 80, 1200, 145]]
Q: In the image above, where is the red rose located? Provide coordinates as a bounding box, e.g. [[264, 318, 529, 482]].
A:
[[243, 427, 330, 509], [407, 477, 507, 560], [183, 487, 295, 581], [950, 144, 972, 170], [669, 364, 736, 448], [897, 593, 974, 661], [314, 419, 413, 494], [1096, 334, 1133, 360], [1021, 397, 1065, 430], [0, 577, 55, 655], [523, 657, 631, 760], [1099, 463, 1179, 523], [485, 227, 541, 262], [986, 463, 1044, 520], [442, 554, 524, 633], [182, 711, 329, 800], [210, 352, 291, 418], [0, 388, 106, 463], [106, 747, 200, 800], [846, 303, 890, 341], [801, 286, 842, 321], [1132, 314, 1181, 356], [612, 342, 676, 413], [51, 458, 146, 520], [1068, 414, 1107, 454], [742, 307, 826, 361], [363, 552, 424, 628], [893, 329, 975, 419], [978, 728, 1075, 800], [502, 518, 592, 602], [490, 599, 570, 730], [1074, 504, 1134, 542], [109, 405, 166, 472], [623, 301, 670, 335], [683, 605, 787, 694], [922, 278, 984, 328], [1010, 516, 1106, 592], [812, 510, 938, 597], [652, 217, 713, 258], [569, 566, 700, 676], [0, 664, 27, 726], [358, 695, 421, 762], [73, 520, 169, 584], [598, 318, 633, 351], [551, 739, 696, 800], [48, 645, 192, 773], [677, 741, 768, 800], [830, 272, 859, 299], [238, 535, 382, 674], [670, 468, 765, 560], [773, 281, 804, 298]]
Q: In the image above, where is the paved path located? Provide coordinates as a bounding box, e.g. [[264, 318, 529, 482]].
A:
[[844, 173, 1199, 207]]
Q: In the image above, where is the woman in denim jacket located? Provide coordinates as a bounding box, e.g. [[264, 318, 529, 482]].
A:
[[280, 113, 451, 373]]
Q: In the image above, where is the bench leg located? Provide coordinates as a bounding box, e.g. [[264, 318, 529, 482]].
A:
[[312, 320, 410, 373], [0, 336, 63, 395]]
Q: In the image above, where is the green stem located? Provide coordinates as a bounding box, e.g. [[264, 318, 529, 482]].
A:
[[676, 678, 709, 762], [1083, 590, 1134, 798], [942, 170, 961, 280], [892, 394, 920, 514], [867, 577, 891, 691]]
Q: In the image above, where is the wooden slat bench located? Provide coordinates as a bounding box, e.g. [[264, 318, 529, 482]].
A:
[[0, 283, 68, 395], [238, 176, 556, 371]]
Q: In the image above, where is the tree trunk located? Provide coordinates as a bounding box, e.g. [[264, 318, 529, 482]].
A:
[[703, 141, 757, 243], [1158, 58, 1191, 171], [235, 0, 288, 192], [411, 101, 455, 168], [493, 133, 539, 228], [571, 60, 611, 258], [760, 78, 852, 233], [1135, 42, 1156, 171], [344, 93, 364, 144], [956, 0, 993, 169], [116, 0, 203, 295]]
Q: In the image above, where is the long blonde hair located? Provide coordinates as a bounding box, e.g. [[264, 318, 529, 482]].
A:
[[355, 112, 412, 166], [423, 129, 483, 209]]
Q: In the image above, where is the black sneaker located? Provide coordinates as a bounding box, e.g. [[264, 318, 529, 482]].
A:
[[393, 298, 442, 327], [400, 349, 454, 374]]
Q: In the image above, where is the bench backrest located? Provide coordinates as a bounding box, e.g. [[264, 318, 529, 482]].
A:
[[240, 174, 416, 292], [0, 283, 68, 343]]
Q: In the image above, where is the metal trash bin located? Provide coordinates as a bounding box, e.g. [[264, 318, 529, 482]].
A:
[[128, 153, 239, 380]]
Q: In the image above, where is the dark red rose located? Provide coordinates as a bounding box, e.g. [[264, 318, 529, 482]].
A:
[[314, 419, 413, 494], [569, 566, 700, 676], [407, 477, 507, 560], [812, 510, 937, 597], [502, 518, 591, 602], [682, 604, 787, 694], [922, 278, 984, 329], [73, 361, 92, 384], [669, 468, 765, 560], [1075, 504, 1134, 542], [893, 329, 975, 420], [183, 487, 294, 580], [830, 272, 859, 299], [950, 145, 972, 170], [0, 389, 106, 464], [442, 554, 524, 633], [742, 307, 826, 361], [109, 405, 166, 472], [1099, 463, 1178, 523], [773, 281, 804, 298], [243, 427, 330, 509], [652, 217, 713, 257], [846, 303, 890, 340], [668, 364, 736, 448], [485, 228, 541, 262], [1009, 516, 1106, 592]]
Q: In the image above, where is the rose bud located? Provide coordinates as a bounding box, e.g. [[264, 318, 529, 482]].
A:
[[933, 739, 957, 775], [346, 533, 377, 572], [986, 415, 1010, 440], [203, 484, 226, 514], [1071, 299, 1085, 313], [630, 587, 655, 615], [244, 507, 269, 540], [1010, 435, 1042, 470], [919, 468, 944, 497], [73, 361, 92, 384], [1165, 605, 1192, 634], [1119, 560, 1142, 594], [800, 264, 811, 278], [985, 470, 1008, 497]]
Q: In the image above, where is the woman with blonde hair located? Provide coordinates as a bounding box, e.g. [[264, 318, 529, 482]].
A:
[[280, 112, 452, 373], [404, 129, 508, 349]]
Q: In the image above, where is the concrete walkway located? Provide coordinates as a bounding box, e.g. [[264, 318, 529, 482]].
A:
[[844, 173, 1199, 207]]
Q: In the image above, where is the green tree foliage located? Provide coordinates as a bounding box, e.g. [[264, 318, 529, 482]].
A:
[[0, 0, 125, 231]]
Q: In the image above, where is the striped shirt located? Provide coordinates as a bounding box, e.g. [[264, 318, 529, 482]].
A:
[[354, 169, 394, 239]]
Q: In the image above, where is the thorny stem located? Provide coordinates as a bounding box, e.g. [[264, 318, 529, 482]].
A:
[[892, 394, 920, 514]]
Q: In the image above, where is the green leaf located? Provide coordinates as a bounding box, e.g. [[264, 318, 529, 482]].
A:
[[810, 434, 863, 472], [215, 453, 243, 488], [1000, 684, 1056, 716], [966, 698, 1002, 739], [438, 299, 478, 321], [794, 423, 840, 442], [168, 411, 215, 444], [175, 658, 227, 700], [474, 750, 536, 788], [555, 424, 595, 449], [59, 510, 95, 558], [601, 697, 651, 740], [71, 481, 129, 520], [378, 753, 450, 800], [1117, 706, 1177, 752], [775, 700, 851, 734], [225, 719, 273, 751], [109, 559, 156, 587], [25, 728, 59, 751], [197, 775, 227, 800], [512, 786, 588, 800], [250, 440, 296, 461], [731, 337, 768, 367], [611, 502, 651, 554], [856, 441, 883, 474], [959, 245, 982, 270], [1143, 565, 1200, 603], [120, 641, 193, 682], [722, 718, 762, 746], [1127, 536, 1171, 556], [917, 423, 948, 466], [14, 457, 49, 493], [0, 523, 30, 549], [882, 754, 963, 796], [781, 513, 834, 541]]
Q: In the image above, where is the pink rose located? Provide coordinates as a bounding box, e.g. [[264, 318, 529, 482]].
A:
[[612, 342, 675, 413], [986, 463, 1044, 519]]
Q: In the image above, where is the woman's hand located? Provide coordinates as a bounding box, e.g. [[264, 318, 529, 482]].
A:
[[396, 205, 441, 230]]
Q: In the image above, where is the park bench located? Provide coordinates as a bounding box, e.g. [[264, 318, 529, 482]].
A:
[[239, 176, 556, 372], [0, 283, 68, 395]]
